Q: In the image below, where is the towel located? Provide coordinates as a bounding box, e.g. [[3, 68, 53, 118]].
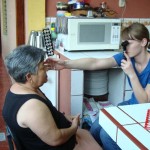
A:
[[56, 16, 68, 34]]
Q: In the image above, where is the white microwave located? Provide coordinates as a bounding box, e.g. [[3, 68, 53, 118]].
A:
[[57, 18, 121, 51]]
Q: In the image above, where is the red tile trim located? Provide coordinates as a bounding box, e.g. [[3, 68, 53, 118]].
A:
[[118, 107, 150, 133], [144, 109, 150, 130], [101, 109, 148, 150]]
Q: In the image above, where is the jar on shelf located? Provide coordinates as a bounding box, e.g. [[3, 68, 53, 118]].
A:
[[51, 27, 57, 49]]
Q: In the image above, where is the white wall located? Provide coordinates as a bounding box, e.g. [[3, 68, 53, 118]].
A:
[[1, 0, 45, 59]]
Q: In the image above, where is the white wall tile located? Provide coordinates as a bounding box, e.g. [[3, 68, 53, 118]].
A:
[[121, 18, 140, 29], [139, 18, 150, 34]]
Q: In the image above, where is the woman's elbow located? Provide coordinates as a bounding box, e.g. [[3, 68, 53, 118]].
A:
[[41, 131, 64, 146], [49, 132, 65, 146]]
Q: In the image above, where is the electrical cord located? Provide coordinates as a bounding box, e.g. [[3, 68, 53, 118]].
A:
[[120, 0, 127, 19]]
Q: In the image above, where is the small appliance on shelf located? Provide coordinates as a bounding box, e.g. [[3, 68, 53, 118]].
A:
[[56, 18, 121, 51], [28, 28, 54, 57]]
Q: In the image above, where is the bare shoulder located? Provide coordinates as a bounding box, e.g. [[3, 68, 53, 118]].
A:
[[17, 99, 59, 144], [21, 98, 48, 112], [17, 99, 50, 127]]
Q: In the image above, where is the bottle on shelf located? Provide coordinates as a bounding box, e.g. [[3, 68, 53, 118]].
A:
[[50, 23, 57, 49]]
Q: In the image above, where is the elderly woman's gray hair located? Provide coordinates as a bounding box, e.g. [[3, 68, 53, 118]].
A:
[[5, 45, 46, 83]]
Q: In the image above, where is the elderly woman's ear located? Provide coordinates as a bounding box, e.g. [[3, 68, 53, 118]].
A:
[[25, 73, 31, 81]]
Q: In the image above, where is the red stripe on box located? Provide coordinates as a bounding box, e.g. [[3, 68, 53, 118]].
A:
[[101, 109, 148, 150], [118, 107, 150, 133], [144, 109, 150, 130]]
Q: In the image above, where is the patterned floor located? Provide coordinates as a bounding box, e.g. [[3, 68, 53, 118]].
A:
[[0, 54, 11, 150]]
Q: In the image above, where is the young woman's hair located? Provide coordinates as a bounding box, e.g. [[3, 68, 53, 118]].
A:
[[5, 45, 46, 83], [121, 22, 150, 47]]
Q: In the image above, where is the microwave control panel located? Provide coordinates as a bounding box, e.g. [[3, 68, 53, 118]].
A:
[[111, 25, 121, 45]]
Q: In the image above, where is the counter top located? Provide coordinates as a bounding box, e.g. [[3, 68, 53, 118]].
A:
[[55, 49, 122, 60], [99, 103, 150, 150]]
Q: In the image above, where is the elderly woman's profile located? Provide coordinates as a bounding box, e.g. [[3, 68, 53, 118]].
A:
[[2, 45, 102, 150]]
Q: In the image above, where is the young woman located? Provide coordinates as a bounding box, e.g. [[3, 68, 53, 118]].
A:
[[45, 23, 150, 149], [2, 45, 102, 150]]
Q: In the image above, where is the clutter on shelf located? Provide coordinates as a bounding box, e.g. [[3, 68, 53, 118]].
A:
[[55, 1, 117, 18], [93, 1, 117, 18], [82, 97, 113, 130], [82, 70, 112, 130], [56, 2, 70, 17], [67, 1, 117, 18]]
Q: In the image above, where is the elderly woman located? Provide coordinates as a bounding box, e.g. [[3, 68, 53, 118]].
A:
[[2, 45, 102, 150]]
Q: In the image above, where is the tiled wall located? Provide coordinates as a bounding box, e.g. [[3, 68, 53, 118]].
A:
[[121, 18, 150, 34]]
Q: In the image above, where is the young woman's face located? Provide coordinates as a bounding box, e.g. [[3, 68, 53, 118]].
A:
[[31, 61, 48, 87], [125, 39, 143, 58]]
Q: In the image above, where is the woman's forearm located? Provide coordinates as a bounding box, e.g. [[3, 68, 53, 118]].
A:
[[64, 58, 98, 70], [64, 57, 116, 70], [130, 74, 148, 103]]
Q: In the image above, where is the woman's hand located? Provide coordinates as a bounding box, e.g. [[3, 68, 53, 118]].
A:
[[65, 114, 80, 125], [71, 114, 80, 127], [65, 114, 80, 127], [121, 52, 136, 78], [64, 114, 74, 122], [44, 57, 66, 70]]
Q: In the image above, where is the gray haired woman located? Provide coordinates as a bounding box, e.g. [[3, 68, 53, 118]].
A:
[[2, 45, 102, 150]]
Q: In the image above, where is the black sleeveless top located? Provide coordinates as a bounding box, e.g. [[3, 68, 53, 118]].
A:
[[2, 90, 76, 150]]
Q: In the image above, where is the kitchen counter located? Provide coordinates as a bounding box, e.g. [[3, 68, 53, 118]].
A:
[[55, 49, 122, 60]]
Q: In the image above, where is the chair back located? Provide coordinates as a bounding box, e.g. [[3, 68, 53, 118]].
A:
[[6, 125, 24, 150]]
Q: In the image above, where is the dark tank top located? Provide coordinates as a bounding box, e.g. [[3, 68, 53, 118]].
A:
[[2, 90, 76, 150]]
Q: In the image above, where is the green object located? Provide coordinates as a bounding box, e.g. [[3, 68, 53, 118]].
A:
[[51, 28, 57, 41], [51, 22, 55, 28]]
